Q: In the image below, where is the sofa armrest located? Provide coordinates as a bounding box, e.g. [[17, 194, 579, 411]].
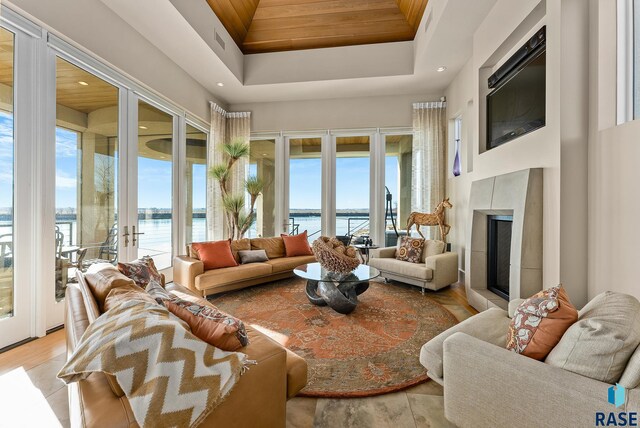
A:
[[369, 246, 396, 259], [425, 252, 458, 288], [173, 256, 204, 293], [443, 332, 639, 427]]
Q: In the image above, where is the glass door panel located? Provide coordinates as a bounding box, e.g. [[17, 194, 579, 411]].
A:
[[55, 58, 119, 302], [185, 123, 207, 244], [137, 100, 173, 270], [0, 28, 15, 321], [384, 134, 413, 246], [335, 136, 370, 240], [247, 138, 276, 238], [288, 137, 322, 242]]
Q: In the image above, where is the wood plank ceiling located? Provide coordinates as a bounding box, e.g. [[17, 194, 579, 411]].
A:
[[206, 0, 429, 54]]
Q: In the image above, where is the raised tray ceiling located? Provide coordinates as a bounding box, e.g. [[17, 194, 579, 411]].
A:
[[206, 0, 429, 54]]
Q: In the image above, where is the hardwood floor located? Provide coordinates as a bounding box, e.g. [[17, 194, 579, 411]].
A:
[[0, 282, 477, 428]]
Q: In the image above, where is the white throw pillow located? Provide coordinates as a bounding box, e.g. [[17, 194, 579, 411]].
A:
[[545, 291, 640, 384]]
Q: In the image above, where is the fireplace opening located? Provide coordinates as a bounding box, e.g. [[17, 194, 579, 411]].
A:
[[487, 215, 513, 300]]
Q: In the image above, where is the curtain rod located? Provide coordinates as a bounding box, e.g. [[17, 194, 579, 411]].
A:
[[209, 101, 250, 118], [413, 101, 447, 109]]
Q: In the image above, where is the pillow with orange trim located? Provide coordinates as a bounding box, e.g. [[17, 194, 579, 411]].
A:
[[506, 285, 578, 360], [165, 297, 249, 351], [191, 240, 238, 270], [280, 231, 313, 257]]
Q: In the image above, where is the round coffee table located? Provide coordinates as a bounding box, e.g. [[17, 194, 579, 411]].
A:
[[293, 263, 380, 314]]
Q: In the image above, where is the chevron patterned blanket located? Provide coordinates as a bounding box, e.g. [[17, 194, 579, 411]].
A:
[[58, 298, 250, 427]]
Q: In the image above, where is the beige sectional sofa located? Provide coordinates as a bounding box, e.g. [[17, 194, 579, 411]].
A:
[[174, 237, 316, 297], [368, 240, 458, 292]]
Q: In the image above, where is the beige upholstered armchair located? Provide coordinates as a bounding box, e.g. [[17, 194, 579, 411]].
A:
[[420, 295, 640, 428], [368, 240, 458, 292]]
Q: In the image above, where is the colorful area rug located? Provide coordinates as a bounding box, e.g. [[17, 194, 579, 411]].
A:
[[211, 277, 458, 398]]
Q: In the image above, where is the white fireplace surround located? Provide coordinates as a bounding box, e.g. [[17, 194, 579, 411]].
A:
[[465, 168, 543, 312]]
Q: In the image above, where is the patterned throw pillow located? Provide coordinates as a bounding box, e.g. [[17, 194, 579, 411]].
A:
[[507, 285, 578, 360], [84, 264, 139, 312], [118, 257, 162, 288], [395, 237, 425, 263], [165, 297, 249, 351], [145, 279, 172, 305]]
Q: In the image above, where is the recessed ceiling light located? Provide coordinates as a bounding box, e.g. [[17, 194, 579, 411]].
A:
[[217, 82, 224, 87], [78, 81, 89, 86], [262, 153, 267, 156], [437, 66, 447, 72], [139, 126, 148, 130]]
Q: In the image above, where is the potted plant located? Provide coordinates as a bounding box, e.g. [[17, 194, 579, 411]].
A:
[[209, 138, 264, 239]]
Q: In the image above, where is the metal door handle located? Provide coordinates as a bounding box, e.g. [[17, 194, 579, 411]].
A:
[[132, 225, 145, 246], [122, 226, 130, 247]]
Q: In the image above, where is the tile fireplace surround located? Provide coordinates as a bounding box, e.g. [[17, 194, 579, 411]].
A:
[[465, 168, 543, 312]]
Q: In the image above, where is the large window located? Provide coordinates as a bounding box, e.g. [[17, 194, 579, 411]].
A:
[[384, 134, 413, 246], [185, 123, 207, 244], [0, 27, 14, 319], [137, 100, 173, 270], [288, 137, 322, 241], [55, 57, 119, 302], [335, 136, 370, 239], [248, 138, 276, 238]]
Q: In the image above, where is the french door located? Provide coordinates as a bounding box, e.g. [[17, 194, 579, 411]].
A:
[[282, 132, 379, 244], [0, 6, 204, 346], [0, 18, 38, 349], [126, 96, 178, 281], [46, 69, 181, 328]]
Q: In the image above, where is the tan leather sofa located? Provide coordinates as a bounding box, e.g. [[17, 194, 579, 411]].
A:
[[65, 272, 308, 428], [174, 237, 316, 297]]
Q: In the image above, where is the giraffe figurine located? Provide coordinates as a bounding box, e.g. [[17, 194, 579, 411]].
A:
[[406, 198, 453, 241]]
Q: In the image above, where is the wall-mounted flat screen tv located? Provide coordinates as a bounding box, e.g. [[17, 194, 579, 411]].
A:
[[486, 48, 546, 150]]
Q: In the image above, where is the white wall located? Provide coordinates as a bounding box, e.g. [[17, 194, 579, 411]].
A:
[[7, 0, 219, 121], [588, 0, 640, 300], [230, 94, 441, 132], [444, 0, 590, 307]]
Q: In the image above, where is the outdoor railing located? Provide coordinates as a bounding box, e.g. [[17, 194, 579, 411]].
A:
[[288, 216, 370, 239]]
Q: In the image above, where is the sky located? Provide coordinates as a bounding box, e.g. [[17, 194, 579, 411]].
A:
[[54, 127, 207, 211], [0, 111, 398, 214], [289, 156, 399, 210]]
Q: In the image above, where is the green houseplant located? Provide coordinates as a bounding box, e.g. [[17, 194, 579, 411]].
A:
[[209, 138, 264, 240]]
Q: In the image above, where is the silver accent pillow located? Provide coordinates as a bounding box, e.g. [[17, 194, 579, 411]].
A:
[[238, 249, 269, 264]]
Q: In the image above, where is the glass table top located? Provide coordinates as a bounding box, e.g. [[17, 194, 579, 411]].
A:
[[293, 262, 380, 282]]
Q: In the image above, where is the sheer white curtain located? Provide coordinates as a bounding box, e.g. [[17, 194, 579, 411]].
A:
[[207, 104, 251, 240], [411, 102, 447, 239], [226, 112, 251, 196]]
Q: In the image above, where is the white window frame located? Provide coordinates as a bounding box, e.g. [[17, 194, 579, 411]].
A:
[[0, 6, 42, 347], [283, 131, 328, 239], [248, 132, 283, 237], [0, 3, 212, 342], [182, 117, 209, 249], [378, 127, 413, 245]]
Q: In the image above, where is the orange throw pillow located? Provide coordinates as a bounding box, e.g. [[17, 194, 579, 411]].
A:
[[506, 285, 578, 360], [165, 298, 249, 351], [191, 240, 238, 270], [281, 231, 313, 257]]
